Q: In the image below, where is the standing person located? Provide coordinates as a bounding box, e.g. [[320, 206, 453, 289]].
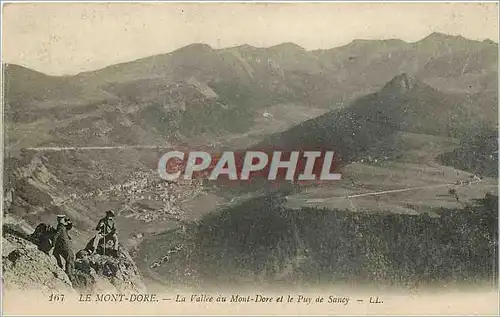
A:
[[52, 215, 75, 281], [91, 210, 119, 255], [30, 223, 56, 255]]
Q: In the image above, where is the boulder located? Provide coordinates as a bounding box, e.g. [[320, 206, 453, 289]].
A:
[[74, 245, 146, 293], [2, 230, 75, 296]]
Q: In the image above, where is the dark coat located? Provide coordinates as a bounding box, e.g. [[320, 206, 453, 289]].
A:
[[53, 223, 74, 256], [95, 216, 116, 235]]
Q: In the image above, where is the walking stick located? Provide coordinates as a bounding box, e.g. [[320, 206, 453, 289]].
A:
[[103, 230, 106, 257]]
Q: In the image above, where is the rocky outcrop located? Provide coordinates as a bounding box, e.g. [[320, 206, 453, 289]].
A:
[[3, 226, 76, 295], [73, 247, 146, 293], [2, 222, 146, 295]]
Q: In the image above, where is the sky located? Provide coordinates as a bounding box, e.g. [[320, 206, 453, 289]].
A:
[[2, 2, 499, 76]]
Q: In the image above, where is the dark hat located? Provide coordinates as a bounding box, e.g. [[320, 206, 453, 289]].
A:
[[106, 210, 115, 217]]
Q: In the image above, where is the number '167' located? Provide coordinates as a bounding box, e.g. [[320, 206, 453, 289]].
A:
[[48, 294, 65, 302]]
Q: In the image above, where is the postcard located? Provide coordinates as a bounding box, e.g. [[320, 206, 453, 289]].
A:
[[2, 2, 498, 315]]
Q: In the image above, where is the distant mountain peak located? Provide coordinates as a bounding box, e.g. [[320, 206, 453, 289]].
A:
[[4, 63, 49, 76], [428, 31, 453, 38], [234, 44, 257, 50], [347, 38, 407, 46], [269, 42, 305, 51], [172, 43, 214, 54], [482, 38, 497, 45], [382, 73, 421, 93], [418, 32, 469, 44]]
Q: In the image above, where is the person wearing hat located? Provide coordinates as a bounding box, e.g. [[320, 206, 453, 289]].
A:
[[52, 215, 75, 281], [91, 210, 119, 255]]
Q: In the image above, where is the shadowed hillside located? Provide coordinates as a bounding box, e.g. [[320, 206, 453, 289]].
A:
[[253, 74, 496, 166], [438, 122, 498, 178], [142, 193, 498, 289]]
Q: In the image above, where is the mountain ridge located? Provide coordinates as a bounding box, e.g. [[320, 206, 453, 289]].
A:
[[4, 32, 496, 77], [4, 31, 497, 151]]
